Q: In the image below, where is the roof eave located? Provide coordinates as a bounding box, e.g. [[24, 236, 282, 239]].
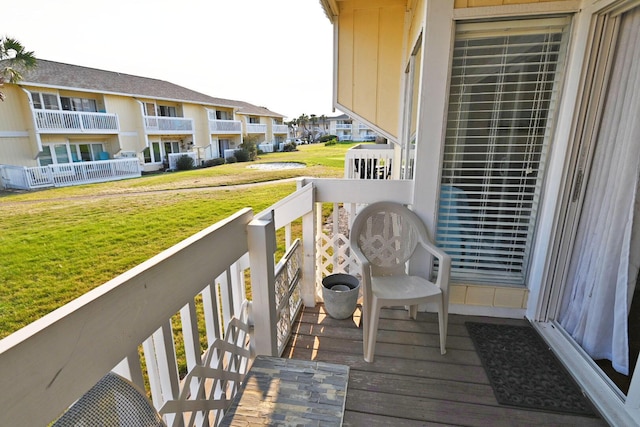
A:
[[319, 0, 339, 22]]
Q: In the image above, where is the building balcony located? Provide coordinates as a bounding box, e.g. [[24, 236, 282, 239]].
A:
[[34, 110, 119, 134], [209, 119, 242, 134], [144, 116, 194, 133], [0, 178, 607, 426], [246, 123, 267, 134], [335, 123, 352, 130], [345, 143, 394, 179], [272, 124, 289, 134]]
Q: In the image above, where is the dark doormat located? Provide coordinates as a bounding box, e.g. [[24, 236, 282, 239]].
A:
[[465, 322, 598, 417]]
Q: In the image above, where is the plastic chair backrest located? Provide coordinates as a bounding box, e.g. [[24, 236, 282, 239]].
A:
[[52, 372, 165, 427], [353, 202, 428, 277]]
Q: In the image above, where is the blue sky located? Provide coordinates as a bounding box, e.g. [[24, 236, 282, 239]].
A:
[[2, 0, 335, 120]]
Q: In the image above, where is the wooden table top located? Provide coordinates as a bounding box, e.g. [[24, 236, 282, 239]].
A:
[[220, 356, 349, 426]]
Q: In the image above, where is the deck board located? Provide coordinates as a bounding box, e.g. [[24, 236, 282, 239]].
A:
[[284, 304, 609, 427]]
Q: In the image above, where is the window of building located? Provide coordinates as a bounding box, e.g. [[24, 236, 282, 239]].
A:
[[60, 97, 98, 112], [248, 116, 260, 124], [39, 142, 105, 164], [143, 142, 163, 163], [216, 110, 232, 120], [158, 105, 177, 117], [30, 92, 60, 110], [144, 103, 157, 116], [72, 143, 104, 161], [437, 17, 570, 286]]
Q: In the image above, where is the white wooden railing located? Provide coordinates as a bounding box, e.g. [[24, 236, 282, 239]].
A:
[[246, 123, 267, 134], [300, 179, 413, 283], [344, 143, 395, 180], [272, 124, 288, 134], [0, 159, 141, 190], [34, 110, 119, 133], [0, 178, 412, 426], [145, 116, 194, 132], [168, 152, 198, 170], [335, 124, 352, 130], [258, 143, 275, 153], [209, 119, 242, 134]]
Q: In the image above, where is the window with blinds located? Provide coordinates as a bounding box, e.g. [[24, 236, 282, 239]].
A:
[[437, 17, 570, 286]]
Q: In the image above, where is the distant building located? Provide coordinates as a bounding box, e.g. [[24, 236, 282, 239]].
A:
[[0, 59, 287, 173], [325, 113, 380, 142]]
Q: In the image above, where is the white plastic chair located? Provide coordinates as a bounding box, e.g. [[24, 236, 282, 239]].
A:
[[53, 372, 165, 427], [350, 202, 451, 362]]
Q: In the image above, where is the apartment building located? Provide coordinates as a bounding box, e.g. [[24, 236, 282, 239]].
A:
[[0, 59, 286, 174], [325, 113, 380, 142]]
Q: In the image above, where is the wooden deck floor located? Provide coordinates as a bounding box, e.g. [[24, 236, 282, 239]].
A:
[[283, 304, 609, 427]]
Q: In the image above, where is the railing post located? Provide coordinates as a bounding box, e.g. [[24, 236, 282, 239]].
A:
[[247, 210, 278, 356]]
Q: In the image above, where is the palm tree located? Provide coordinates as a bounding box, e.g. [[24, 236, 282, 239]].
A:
[[297, 113, 309, 140], [0, 37, 36, 101], [285, 118, 299, 138], [309, 114, 319, 142], [320, 115, 328, 132]]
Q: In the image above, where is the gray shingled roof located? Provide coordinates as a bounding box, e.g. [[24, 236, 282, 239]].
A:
[[8, 59, 284, 118]]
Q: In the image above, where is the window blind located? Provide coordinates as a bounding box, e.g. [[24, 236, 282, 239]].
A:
[[437, 17, 570, 286]]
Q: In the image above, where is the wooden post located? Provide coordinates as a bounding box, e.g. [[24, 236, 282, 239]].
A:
[[247, 211, 278, 356]]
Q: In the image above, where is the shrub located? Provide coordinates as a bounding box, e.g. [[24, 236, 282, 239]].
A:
[[324, 138, 338, 146], [282, 143, 297, 152], [175, 155, 195, 170], [202, 158, 225, 168], [240, 135, 259, 160], [319, 134, 338, 143], [234, 148, 250, 162], [225, 156, 237, 164]]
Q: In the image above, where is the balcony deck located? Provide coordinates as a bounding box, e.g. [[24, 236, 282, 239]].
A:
[[285, 304, 608, 427]]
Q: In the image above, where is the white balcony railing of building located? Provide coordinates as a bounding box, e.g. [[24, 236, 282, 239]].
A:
[[344, 143, 395, 180], [246, 123, 267, 134], [258, 143, 275, 153], [144, 116, 194, 132], [209, 119, 242, 134], [167, 152, 198, 170], [34, 110, 119, 133], [335, 123, 352, 130], [272, 124, 288, 134], [0, 158, 141, 190], [0, 178, 411, 426]]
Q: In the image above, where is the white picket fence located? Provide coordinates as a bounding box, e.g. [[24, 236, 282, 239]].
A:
[[0, 158, 141, 190]]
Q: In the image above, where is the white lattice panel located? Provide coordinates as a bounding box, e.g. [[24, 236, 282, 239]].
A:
[[316, 203, 362, 290]]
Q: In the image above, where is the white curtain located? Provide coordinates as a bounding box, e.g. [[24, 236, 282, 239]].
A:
[[559, 6, 640, 376]]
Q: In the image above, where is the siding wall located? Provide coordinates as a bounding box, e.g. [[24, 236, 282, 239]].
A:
[[0, 86, 38, 165], [336, 0, 405, 140], [104, 95, 144, 154], [454, 0, 562, 7]]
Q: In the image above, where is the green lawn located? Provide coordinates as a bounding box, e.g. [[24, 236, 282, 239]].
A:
[[0, 142, 359, 338]]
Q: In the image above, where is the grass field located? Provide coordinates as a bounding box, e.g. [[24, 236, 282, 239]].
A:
[[0, 142, 357, 338]]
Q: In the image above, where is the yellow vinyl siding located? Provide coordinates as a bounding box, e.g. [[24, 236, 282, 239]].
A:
[[0, 86, 32, 131], [454, 0, 566, 7], [0, 137, 36, 166], [103, 95, 143, 154], [336, 0, 405, 140], [182, 103, 205, 149], [449, 284, 528, 309], [0, 86, 39, 165]]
